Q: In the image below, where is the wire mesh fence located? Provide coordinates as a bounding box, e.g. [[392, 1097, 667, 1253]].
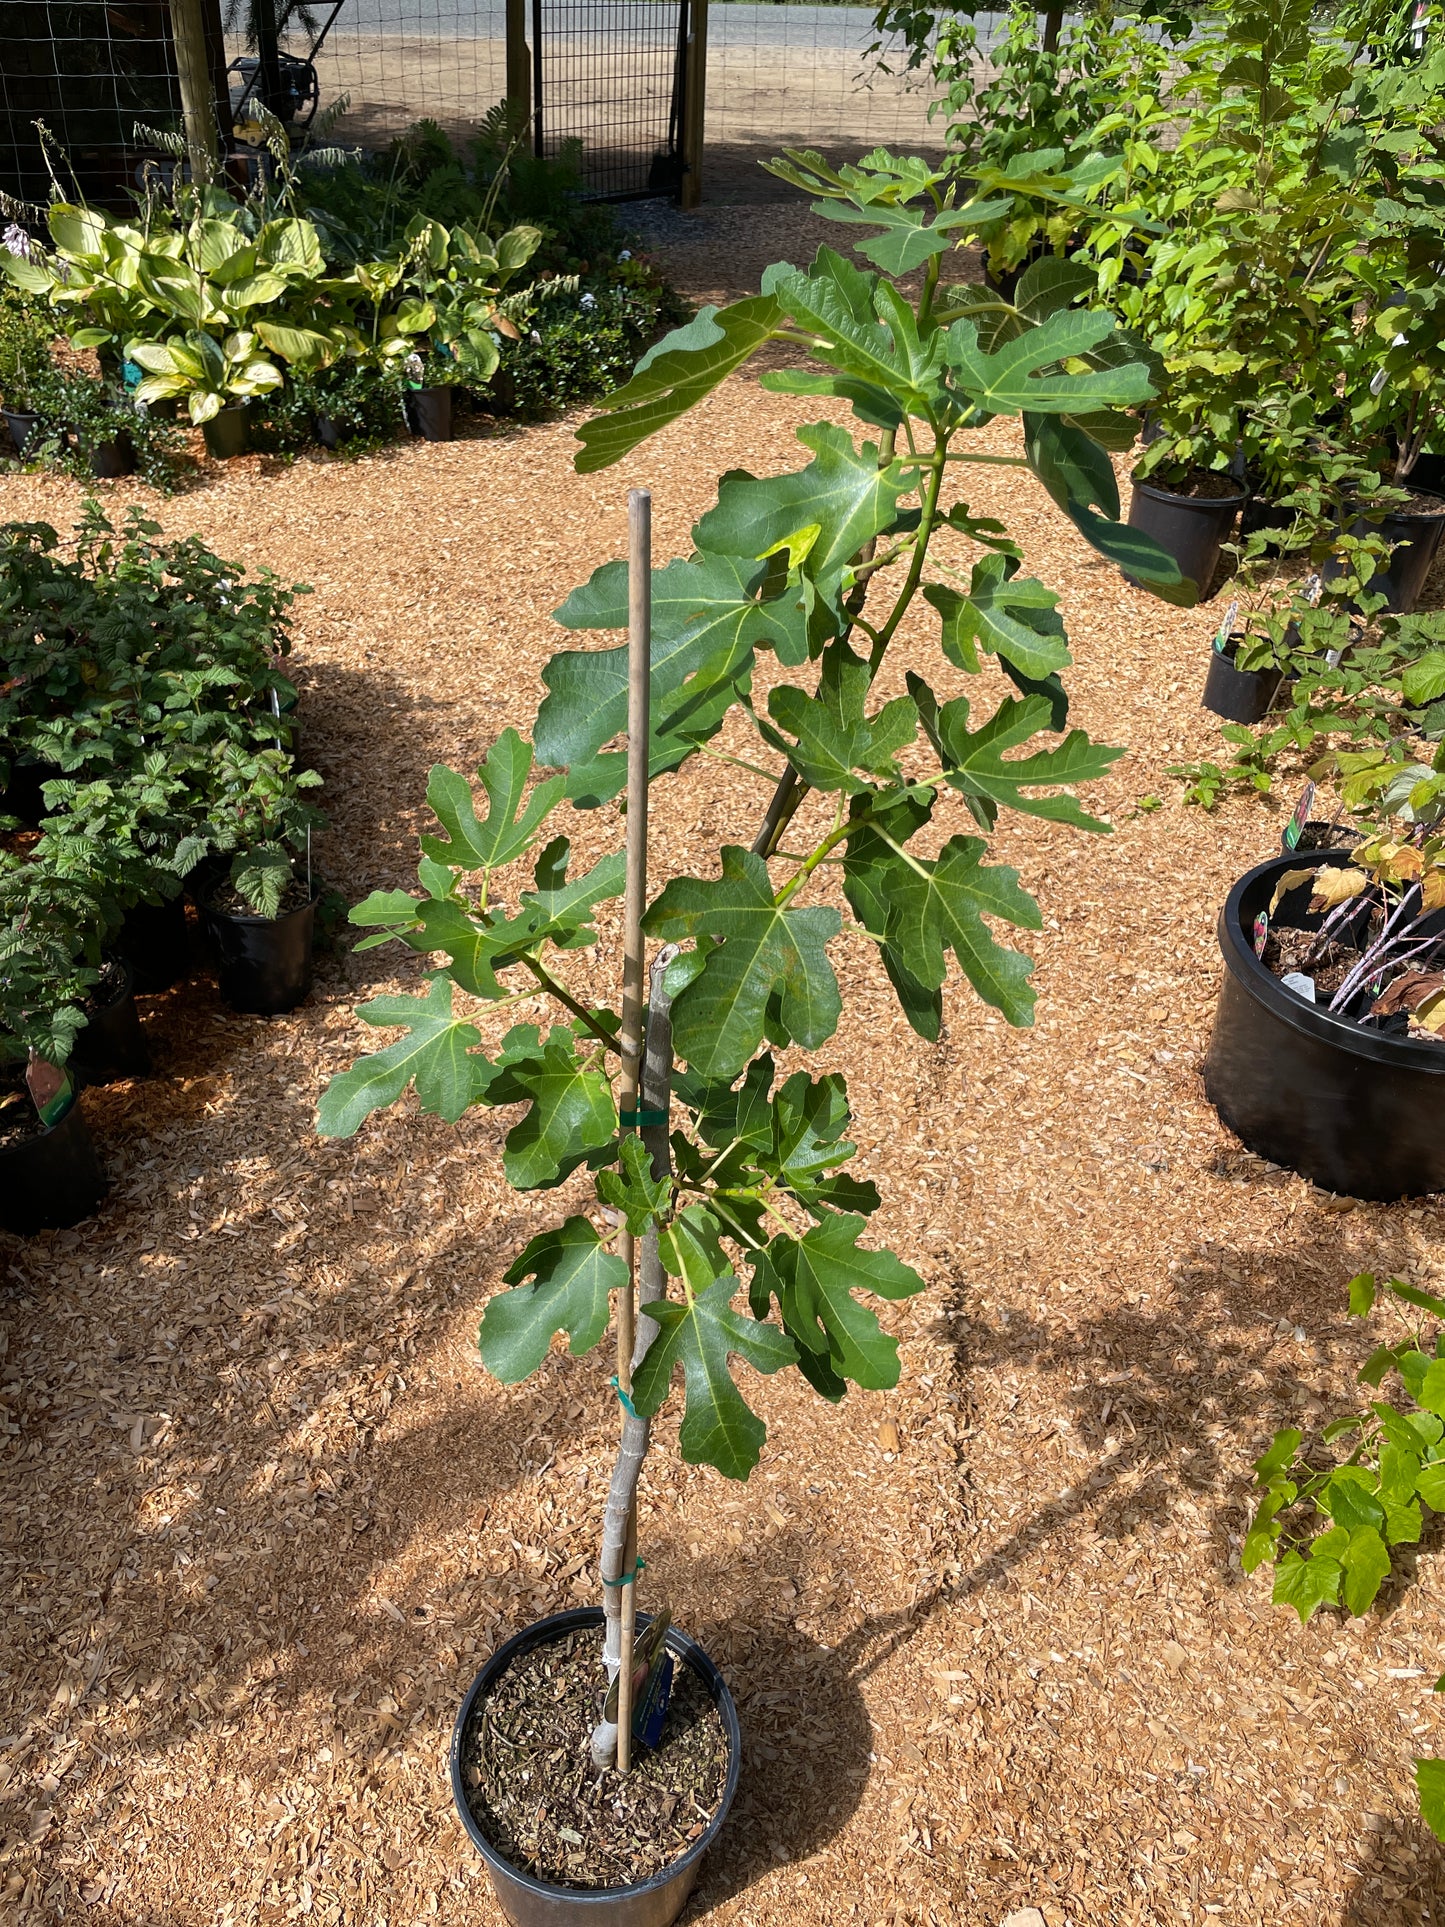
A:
[[0, 0, 189, 209], [1, 0, 1011, 212]]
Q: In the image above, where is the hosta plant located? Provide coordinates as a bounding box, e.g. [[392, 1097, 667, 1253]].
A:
[[317, 148, 1181, 1778]]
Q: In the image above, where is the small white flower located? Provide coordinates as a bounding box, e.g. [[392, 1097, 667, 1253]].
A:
[[2, 223, 31, 259], [530, 329, 542, 345], [579, 291, 597, 311], [618, 250, 632, 262]]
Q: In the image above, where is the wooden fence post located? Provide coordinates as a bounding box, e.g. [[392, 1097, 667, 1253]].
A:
[[680, 0, 707, 210], [506, 0, 531, 133], [169, 0, 220, 178]]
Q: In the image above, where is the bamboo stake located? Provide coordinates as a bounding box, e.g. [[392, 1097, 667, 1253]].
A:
[[614, 488, 651, 1775]]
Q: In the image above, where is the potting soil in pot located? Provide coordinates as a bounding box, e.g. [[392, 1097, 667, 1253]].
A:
[[204, 874, 314, 918], [0, 1065, 44, 1151], [1262, 900, 1444, 1034], [457, 1625, 728, 1889]]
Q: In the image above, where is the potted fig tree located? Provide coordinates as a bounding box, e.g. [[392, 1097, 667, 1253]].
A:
[[317, 148, 1181, 1920]]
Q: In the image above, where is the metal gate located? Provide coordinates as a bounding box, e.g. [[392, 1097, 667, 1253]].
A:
[[531, 0, 691, 201]]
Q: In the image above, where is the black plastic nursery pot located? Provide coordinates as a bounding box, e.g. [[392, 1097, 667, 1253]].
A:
[[1201, 637, 1285, 724], [83, 431, 135, 478], [1324, 495, 1445, 615], [0, 756, 60, 826], [315, 413, 352, 450], [1204, 851, 1445, 1200], [200, 885, 317, 1015], [1280, 821, 1361, 855], [0, 1092, 107, 1234], [70, 961, 151, 1086], [202, 404, 250, 460], [1125, 475, 1246, 599], [405, 386, 454, 442], [3, 407, 42, 456], [450, 1608, 741, 1927], [115, 893, 192, 994]]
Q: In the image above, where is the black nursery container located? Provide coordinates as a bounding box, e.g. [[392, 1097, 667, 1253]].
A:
[[450, 1608, 741, 1927], [0, 757, 59, 825], [3, 407, 42, 456], [0, 1094, 107, 1234], [315, 413, 352, 450], [202, 404, 250, 460], [1204, 851, 1445, 1199], [1324, 496, 1445, 615], [70, 962, 151, 1085], [405, 386, 454, 442], [83, 432, 135, 478], [201, 886, 317, 1015], [1125, 475, 1245, 599], [1202, 638, 1285, 724], [115, 893, 192, 994]]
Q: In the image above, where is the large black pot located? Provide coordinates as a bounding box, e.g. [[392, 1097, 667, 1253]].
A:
[[450, 1608, 741, 1927], [83, 431, 135, 478], [3, 407, 42, 456], [0, 1092, 107, 1233], [115, 893, 191, 994], [1204, 851, 1445, 1199], [405, 386, 454, 442], [202, 404, 250, 460], [0, 756, 60, 825], [315, 412, 352, 450], [70, 961, 151, 1085], [1125, 475, 1245, 600], [201, 885, 317, 1014], [1202, 637, 1285, 724], [1354, 497, 1445, 614]]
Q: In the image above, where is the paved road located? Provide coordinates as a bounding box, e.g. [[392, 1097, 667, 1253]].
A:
[[325, 0, 1000, 51]]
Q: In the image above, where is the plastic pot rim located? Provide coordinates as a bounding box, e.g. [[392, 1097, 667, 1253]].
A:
[[1130, 473, 1247, 512], [1220, 851, 1445, 1075], [200, 881, 320, 928], [449, 1606, 741, 1907]]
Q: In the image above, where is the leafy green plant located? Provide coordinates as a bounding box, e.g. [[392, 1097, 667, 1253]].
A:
[[317, 145, 1183, 1769], [1246, 1271, 1445, 1843], [0, 851, 105, 1068], [487, 275, 687, 418], [871, 0, 1179, 283], [202, 740, 324, 917]]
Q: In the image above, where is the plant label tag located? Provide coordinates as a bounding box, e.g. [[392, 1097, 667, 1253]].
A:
[[1284, 782, 1316, 850], [1214, 599, 1239, 653], [1253, 912, 1269, 957], [634, 1651, 674, 1749], [603, 1608, 672, 1726], [1281, 971, 1317, 1003], [26, 1054, 73, 1129]]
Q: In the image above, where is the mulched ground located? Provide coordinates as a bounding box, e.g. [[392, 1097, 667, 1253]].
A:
[[2, 210, 1445, 1927]]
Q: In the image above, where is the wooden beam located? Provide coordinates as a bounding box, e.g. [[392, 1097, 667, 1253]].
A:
[[169, 0, 220, 178], [680, 0, 707, 211], [506, 0, 531, 132]]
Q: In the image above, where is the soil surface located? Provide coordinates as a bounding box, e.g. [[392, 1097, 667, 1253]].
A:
[[4, 199, 1445, 1927], [203, 872, 315, 919], [0, 1067, 44, 1151], [458, 1626, 728, 1888], [1294, 822, 1361, 852], [1141, 468, 1246, 501]]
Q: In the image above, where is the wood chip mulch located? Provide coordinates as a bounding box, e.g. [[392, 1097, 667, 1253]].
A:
[[3, 220, 1445, 1927]]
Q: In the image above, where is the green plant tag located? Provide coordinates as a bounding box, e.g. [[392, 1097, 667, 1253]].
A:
[[1284, 781, 1316, 851]]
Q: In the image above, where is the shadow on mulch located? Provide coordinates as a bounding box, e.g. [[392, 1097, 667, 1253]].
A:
[[683, 1535, 929, 1910], [1340, 1811, 1445, 1923]]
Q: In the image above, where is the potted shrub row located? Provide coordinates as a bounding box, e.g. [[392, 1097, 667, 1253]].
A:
[[0, 508, 330, 1231]]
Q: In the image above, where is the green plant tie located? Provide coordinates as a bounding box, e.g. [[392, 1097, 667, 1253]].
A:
[[618, 1108, 667, 1129], [601, 1557, 647, 1589], [610, 1374, 639, 1418]]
